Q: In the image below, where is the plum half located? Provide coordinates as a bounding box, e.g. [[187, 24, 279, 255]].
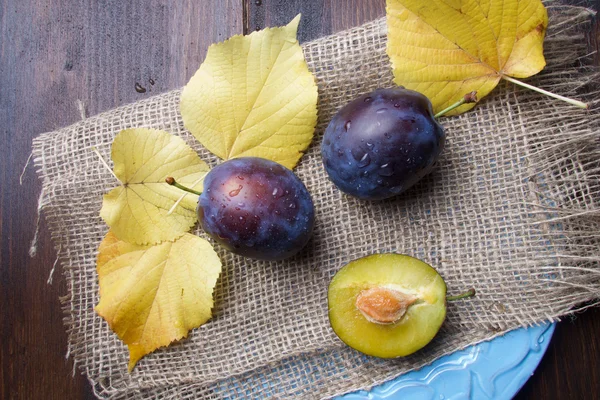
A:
[[328, 254, 447, 358], [321, 88, 445, 200]]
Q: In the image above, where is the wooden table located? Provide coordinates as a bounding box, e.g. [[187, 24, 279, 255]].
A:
[[1, 0, 598, 398]]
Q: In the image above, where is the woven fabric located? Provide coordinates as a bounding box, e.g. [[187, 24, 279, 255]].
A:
[[32, 6, 600, 399]]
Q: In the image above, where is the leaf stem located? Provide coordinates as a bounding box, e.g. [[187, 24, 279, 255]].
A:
[[446, 288, 476, 302], [502, 75, 588, 109], [92, 146, 119, 182], [434, 91, 478, 118], [166, 177, 202, 196]]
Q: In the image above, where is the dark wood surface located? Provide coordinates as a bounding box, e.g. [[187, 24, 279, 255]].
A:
[[1, 0, 598, 398]]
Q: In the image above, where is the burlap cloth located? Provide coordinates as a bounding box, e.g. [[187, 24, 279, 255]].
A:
[[32, 5, 600, 399]]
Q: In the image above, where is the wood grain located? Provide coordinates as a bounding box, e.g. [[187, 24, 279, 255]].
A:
[[1, 0, 598, 398], [245, 0, 386, 41], [0, 1, 241, 398]]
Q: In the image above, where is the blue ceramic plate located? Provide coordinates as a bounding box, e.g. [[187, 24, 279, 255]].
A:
[[341, 323, 555, 400]]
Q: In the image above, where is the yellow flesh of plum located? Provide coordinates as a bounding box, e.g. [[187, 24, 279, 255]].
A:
[[328, 254, 447, 358]]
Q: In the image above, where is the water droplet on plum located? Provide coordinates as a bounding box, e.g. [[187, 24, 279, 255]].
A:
[[358, 153, 371, 168], [378, 167, 394, 177], [229, 185, 243, 197]]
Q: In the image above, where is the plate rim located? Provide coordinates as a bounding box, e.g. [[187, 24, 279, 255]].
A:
[[340, 322, 556, 400]]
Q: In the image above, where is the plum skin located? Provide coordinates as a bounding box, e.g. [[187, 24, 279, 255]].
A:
[[198, 157, 314, 261], [321, 88, 445, 200]]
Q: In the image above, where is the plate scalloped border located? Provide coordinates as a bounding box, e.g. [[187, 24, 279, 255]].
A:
[[341, 323, 555, 400]]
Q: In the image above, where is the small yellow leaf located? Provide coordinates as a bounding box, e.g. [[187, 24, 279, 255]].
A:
[[95, 231, 222, 371], [180, 14, 318, 169], [99, 128, 209, 245], [387, 0, 548, 115]]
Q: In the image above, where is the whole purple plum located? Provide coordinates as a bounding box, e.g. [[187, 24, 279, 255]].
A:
[[321, 88, 445, 200], [198, 157, 314, 261]]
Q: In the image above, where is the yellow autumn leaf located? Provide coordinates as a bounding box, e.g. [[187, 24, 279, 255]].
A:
[[180, 14, 318, 169], [387, 0, 548, 115], [95, 231, 222, 371], [99, 128, 209, 245]]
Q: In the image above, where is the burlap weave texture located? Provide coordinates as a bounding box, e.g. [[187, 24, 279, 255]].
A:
[[32, 6, 600, 399]]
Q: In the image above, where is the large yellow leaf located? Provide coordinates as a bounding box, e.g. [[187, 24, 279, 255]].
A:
[[180, 15, 318, 169], [100, 128, 209, 245], [95, 231, 222, 371], [387, 0, 548, 115]]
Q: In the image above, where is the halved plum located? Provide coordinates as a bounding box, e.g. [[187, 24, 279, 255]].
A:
[[328, 254, 447, 358]]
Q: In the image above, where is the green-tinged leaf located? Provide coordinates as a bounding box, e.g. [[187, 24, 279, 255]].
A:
[[180, 15, 318, 169], [100, 128, 208, 245]]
